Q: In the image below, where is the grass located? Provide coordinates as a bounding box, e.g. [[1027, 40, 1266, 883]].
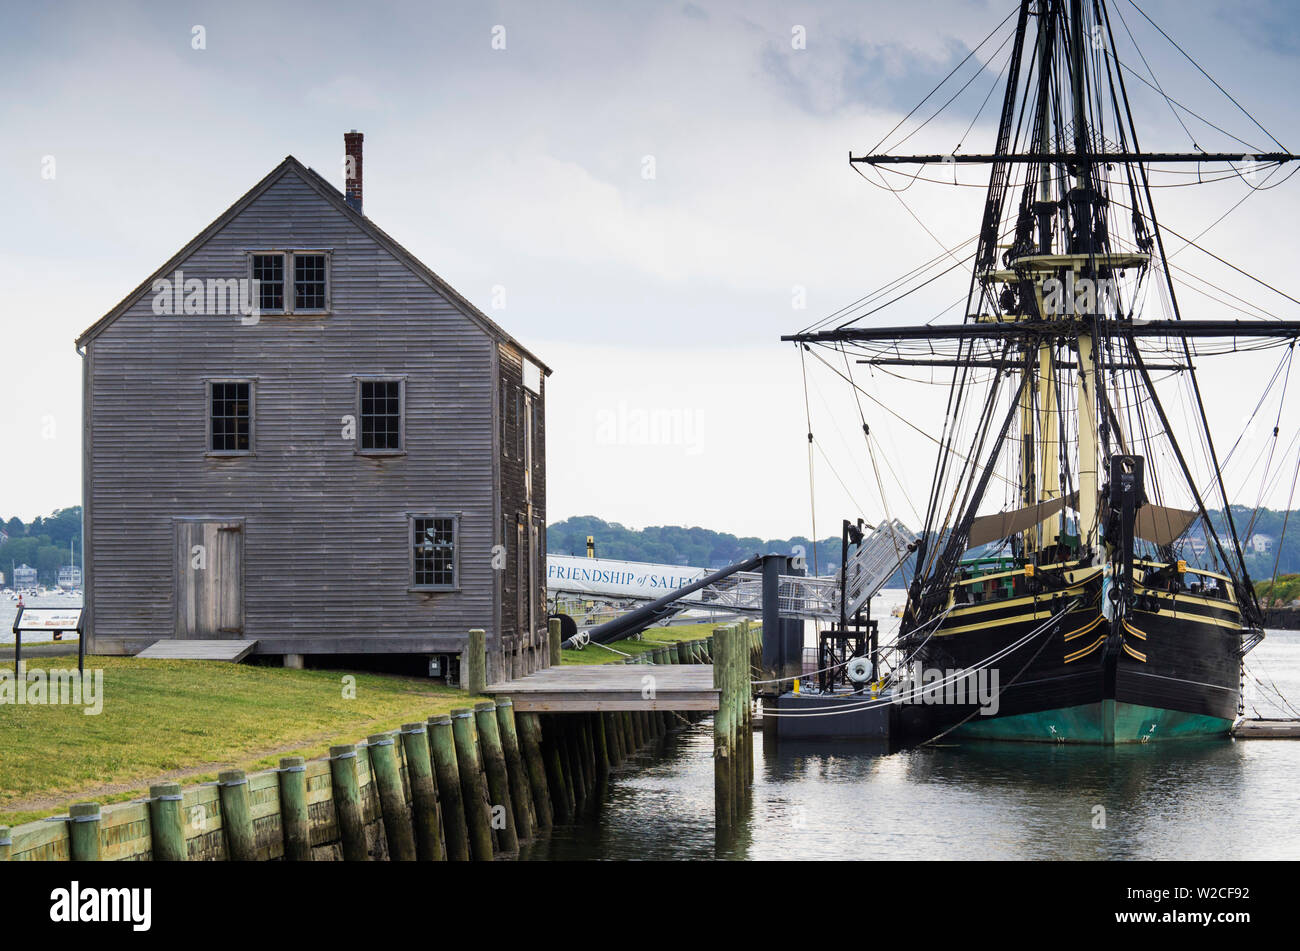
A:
[[560, 621, 747, 665], [0, 656, 470, 825], [1256, 574, 1300, 606]]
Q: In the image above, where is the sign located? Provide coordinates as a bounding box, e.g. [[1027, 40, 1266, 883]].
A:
[[14, 608, 84, 632], [547, 555, 706, 601]]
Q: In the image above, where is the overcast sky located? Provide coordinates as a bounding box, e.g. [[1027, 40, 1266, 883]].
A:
[[3, 0, 1299, 538]]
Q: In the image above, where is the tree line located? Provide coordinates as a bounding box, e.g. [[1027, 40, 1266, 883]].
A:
[[1, 506, 82, 587]]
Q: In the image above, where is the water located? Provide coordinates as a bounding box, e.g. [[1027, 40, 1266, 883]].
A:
[[522, 629, 1300, 860], [0, 591, 83, 643]]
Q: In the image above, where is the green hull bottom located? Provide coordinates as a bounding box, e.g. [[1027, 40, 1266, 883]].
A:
[[952, 700, 1233, 745]]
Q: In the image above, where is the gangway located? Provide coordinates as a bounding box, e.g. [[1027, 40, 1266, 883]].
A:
[[551, 519, 916, 648]]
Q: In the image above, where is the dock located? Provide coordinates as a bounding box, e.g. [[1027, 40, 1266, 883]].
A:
[[1232, 718, 1300, 738], [486, 663, 719, 711]]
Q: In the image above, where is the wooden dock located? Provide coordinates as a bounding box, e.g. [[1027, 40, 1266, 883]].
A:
[[486, 663, 719, 712], [1232, 718, 1300, 739]]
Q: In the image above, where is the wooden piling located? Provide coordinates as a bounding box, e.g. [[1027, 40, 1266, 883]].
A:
[[713, 625, 735, 830], [676, 640, 692, 665], [0, 826, 9, 862], [450, 707, 495, 861], [515, 711, 554, 828], [218, 770, 257, 861], [428, 715, 471, 861], [474, 701, 519, 852], [275, 757, 312, 862], [540, 715, 574, 821], [465, 628, 487, 694], [592, 711, 610, 777], [549, 617, 562, 666], [563, 719, 588, 814], [399, 724, 444, 861], [329, 744, 370, 862], [367, 733, 417, 861], [495, 699, 536, 839], [68, 802, 101, 861], [146, 781, 187, 862]]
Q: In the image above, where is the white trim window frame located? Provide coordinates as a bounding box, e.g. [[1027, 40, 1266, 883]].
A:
[[246, 249, 332, 315], [409, 513, 460, 591]]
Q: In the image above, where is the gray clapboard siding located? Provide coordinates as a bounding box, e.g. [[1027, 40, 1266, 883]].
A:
[[80, 159, 547, 660]]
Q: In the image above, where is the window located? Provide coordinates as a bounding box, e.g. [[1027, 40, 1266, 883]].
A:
[[248, 251, 329, 313], [294, 254, 327, 310], [412, 516, 458, 589], [209, 381, 252, 453], [358, 379, 403, 452], [251, 255, 284, 312]]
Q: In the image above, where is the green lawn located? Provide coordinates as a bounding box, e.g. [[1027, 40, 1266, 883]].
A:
[[0, 656, 470, 825], [560, 621, 749, 665]]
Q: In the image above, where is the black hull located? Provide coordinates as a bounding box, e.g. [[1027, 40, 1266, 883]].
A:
[[895, 582, 1245, 744]]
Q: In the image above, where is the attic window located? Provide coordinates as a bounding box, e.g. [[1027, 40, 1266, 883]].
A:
[[294, 254, 327, 310], [252, 255, 283, 311], [357, 378, 403, 453], [248, 251, 330, 314]]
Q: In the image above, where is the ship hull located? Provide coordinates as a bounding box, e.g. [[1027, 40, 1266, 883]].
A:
[[895, 580, 1244, 745]]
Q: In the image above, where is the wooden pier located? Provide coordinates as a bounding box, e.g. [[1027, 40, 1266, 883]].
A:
[[486, 664, 719, 711]]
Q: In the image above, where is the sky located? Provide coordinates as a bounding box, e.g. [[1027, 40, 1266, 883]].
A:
[[2, 0, 1300, 538]]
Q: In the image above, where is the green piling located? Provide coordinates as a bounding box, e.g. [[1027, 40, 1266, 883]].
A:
[[496, 699, 536, 839], [713, 625, 735, 830], [540, 715, 573, 822], [148, 781, 187, 862], [218, 770, 257, 861], [0, 825, 9, 862], [428, 715, 470, 861], [68, 802, 101, 861], [329, 744, 370, 862], [399, 723, 445, 861], [474, 701, 519, 852], [450, 707, 495, 861], [275, 757, 312, 862], [516, 711, 554, 829], [366, 733, 416, 861]]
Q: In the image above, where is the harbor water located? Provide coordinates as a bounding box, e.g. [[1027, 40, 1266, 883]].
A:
[[522, 628, 1300, 860]]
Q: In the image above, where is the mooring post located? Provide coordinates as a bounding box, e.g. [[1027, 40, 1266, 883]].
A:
[[147, 781, 187, 862], [495, 699, 537, 840], [67, 802, 102, 861], [427, 715, 470, 861], [217, 770, 257, 861], [548, 617, 562, 667], [399, 723, 445, 861], [465, 628, 487, 694], [366, 733, 417, 861], [713, 625, 735, 830], [515, 711, 554, 828], [450, 707, 496, 861], [329, 744, 370, 862], [276, 757, 312, 862], [0, 826, 9, 862], [474, 701, 520, 852]]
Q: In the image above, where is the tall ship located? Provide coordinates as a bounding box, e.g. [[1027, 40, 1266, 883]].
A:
[[786, 0, 1300, 743]]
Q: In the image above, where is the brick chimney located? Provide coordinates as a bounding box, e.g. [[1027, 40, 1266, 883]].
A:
[[343, 130, 363, 213]]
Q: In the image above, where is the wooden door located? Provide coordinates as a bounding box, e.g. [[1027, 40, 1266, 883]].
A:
[[175, 520, 244, 637]]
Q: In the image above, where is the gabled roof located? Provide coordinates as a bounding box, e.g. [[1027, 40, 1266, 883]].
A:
[[75, 156, 551, 374]]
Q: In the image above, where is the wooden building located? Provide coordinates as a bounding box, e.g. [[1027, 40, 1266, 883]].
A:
[[76, 133, 549, 680]]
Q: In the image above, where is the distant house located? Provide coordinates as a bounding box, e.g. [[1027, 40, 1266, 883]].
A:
[[76, 133, 549, 680], [13, 564, 38, 589], [1249, 534, 1274, 555]]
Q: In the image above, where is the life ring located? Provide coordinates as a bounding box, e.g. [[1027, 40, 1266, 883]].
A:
[[846, 656, 873, 683]]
